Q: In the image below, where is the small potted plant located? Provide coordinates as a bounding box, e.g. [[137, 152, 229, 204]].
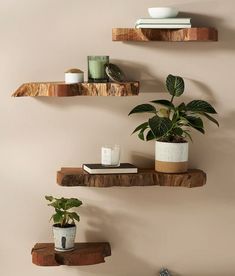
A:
[[45, 195, 83, 252], [129, 74, 219, 173]]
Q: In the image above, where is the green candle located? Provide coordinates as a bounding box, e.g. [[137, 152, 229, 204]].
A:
[[88, 56, 109, 82]]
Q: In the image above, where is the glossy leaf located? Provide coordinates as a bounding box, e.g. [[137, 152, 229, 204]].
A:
[[151, 99, 175, 109], [173, 127, 183, 136], [138, 129, 145, 140], [178, 102, 186, 112], [186, 116, 204, 128], [148, 115, 172, 138], [128, 104, 156, 116], [166, 74, 185, 97], [132, 122, 148, 134], [146, 130, 155, 141], [201, 112, 219, 127], [186, 100, 217, 114]]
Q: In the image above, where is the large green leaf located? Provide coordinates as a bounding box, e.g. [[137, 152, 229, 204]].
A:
[[186, 100, 217, 114], [138, 129, 145, 140], [68, 212, 80, 223], [151, 99, 175, 109], [148, 115, 172, 138], [65, 198, 83, 210], [166, 74, 185, 97], [185, 116, 205, 134], [177, 102, 186, 112], [52, 210, 63, 224], [185, 116, 204, 128], [146, 130, 155, 141], [128, 104, 156, 115], [201, 112, 219, 127], [173, 127, 183, 136], [132, 122, 148, 134]]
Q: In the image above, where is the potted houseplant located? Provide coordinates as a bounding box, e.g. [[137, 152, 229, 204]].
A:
[[129, 74, 219, 173], [45, 195, 83, 252]]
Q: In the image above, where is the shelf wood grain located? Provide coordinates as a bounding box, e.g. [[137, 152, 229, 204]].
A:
[[57, 168, 206, 188], [12, 81, 140, 97], [32, 242, 111, 266], [112, 28, 218, 42]]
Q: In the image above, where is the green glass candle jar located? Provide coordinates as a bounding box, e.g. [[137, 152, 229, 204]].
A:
[[88, 56, 109, 82]]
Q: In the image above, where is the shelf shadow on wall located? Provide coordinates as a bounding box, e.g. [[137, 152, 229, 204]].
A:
[[112, 59, 165, 94], [72, 205, 156, 276]]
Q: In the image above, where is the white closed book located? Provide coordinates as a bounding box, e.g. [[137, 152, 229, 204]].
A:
[[136, 24, 191, 29], [136, 18, 191, 25], [83, 163, 138, 174]]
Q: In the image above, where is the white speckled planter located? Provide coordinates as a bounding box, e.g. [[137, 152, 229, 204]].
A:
[[155, 141, 188, 173], [53, 224, 76, 252]]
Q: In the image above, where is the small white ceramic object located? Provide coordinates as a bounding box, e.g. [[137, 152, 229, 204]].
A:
[[101, 145, 120, 167], [53, 225, 76, 252], [148, 7, 179, 18], [155, 141, 188, 173], [65, 68, 84, 84]]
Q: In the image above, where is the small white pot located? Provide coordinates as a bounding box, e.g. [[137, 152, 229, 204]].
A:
[[53, 224, 76, 252], [65, 72, 84, 84], [155, 141, 188, 173]]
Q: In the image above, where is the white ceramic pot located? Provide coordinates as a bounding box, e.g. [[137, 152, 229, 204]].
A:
[[53, 224, 76, 252], [155, 141, 188, 173], [65, 72, 84, 84]]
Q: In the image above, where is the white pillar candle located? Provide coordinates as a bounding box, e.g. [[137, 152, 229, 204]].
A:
[[64, 68, 84, 84]]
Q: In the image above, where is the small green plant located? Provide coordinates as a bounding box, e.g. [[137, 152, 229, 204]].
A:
[[45, 196, 83, 227], [129, 74, 219, 142]]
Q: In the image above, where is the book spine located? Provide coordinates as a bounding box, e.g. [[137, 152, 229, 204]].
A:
[[136, 19, 191, 24], [136, 24, 192, 29]]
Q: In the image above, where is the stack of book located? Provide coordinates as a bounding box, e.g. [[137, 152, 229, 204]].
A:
[[83, 163, 138, 174], [135, 18, 191, 29]]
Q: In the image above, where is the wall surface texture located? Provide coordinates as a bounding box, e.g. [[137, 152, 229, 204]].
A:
[[1, 0, 235, 275]]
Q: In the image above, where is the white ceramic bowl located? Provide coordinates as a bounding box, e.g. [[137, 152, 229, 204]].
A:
[[148, 7, 179, 18]]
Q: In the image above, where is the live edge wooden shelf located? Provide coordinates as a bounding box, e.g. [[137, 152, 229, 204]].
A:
[[32, 242, 111, 266], [57, 168, 206, 188], [12, 81, 139, 97], [112, 27, 218, 42]]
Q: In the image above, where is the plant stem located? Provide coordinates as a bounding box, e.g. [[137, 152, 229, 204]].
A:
[[168, 94, 175, 119]]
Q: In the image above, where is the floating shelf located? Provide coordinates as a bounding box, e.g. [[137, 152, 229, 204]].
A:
[[112, 27, 218, 42], [32, 242, 111, 266], [12, 81, 140, 97], [57, 168, 206, 188]]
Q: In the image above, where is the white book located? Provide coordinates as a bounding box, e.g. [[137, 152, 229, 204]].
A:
[[136, 18, 191, 25], [136, 24, 191, 29], [83, 163, 138, 174]]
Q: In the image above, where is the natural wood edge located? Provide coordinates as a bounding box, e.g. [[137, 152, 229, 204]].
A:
[[57, 168, 206, 188], [12, 81, 140, 97], [32, 242, 111, 266], [112, 27, 218, 42]]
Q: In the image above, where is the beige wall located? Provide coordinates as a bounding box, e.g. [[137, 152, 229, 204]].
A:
[[1, 0, 235, 275]]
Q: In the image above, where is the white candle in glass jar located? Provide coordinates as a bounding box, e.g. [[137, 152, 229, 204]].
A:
[[101, 145, 120, 167]]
